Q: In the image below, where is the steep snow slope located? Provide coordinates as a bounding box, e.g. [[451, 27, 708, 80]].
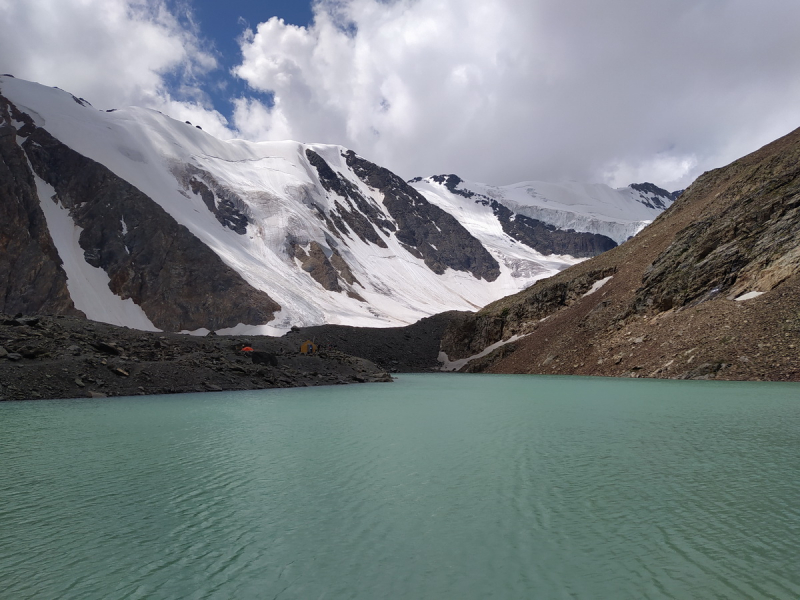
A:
[[32, 173, 159, 331], [412, 174, 676, 244], [1, 76, 592, 333]]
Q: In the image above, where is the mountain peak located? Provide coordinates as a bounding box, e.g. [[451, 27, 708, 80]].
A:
[[629, 182, 682, 209]]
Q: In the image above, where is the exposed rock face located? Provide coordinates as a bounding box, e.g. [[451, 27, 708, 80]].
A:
[[288, 239, 363, 297], [2, 92, 280, 331], [306, 149, 392, 248], [344, 152, 501, 281], [440, 267, 617, 360], [430, 174, 618, 258], [429, 174, 474, 198], [329, 249, 361, 287], [490, 200, 617, 258], [629, 182, 682, 209], [174, 165, 250, 234], [441, 126, 800, 381], [290, 241, 341, 292], [0, 97, 80, 317], [634, 152, 800, 312]]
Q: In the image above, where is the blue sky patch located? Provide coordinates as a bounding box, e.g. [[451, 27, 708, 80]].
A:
[[174, 0, 315, 125]]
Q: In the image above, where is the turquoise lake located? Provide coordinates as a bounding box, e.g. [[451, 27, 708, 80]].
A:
[[1, 374, 799, 599]]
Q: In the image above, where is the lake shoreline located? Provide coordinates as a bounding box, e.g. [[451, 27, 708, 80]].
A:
[[0, 313, 393, 401], [3, 307, 799, 401]]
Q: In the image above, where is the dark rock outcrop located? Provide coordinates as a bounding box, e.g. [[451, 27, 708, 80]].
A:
[[1, 92, 280, 331], [290, 241, 341, 292], [289, 239, 363, 296], [306, 149, 392, 247], [0, 97, 81, 317], [176, 166, 250, 234], [430, 174, 474, 198], [630, 182, 682, 208], [330, 248, 361, 287], [491, 201, 617, 258], [344, 152, 501, 281]]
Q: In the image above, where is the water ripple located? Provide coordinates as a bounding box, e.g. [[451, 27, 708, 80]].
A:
[[1, 375, 799, 599]]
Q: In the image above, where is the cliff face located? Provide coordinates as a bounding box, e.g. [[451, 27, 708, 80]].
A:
[[490, 202, 618, 259], [344, 151, 501, 281], [442, 127, 800, 381], [0, 98, 79, 317]]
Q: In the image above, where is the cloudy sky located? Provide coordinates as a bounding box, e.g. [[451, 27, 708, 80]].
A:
[[2, 0, 799, 190]]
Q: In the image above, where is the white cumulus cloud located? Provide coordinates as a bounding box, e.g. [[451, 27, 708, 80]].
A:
[[232, 0, 800, 189], [3, 0, 800, 189], [0, 0, 233, 138]]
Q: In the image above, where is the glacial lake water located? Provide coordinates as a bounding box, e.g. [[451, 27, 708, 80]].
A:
[[1, 374, 799, 600]]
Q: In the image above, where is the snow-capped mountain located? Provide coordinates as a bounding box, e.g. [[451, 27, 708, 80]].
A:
[[410, 174, 678, 245], [0, 76, 672, 334]]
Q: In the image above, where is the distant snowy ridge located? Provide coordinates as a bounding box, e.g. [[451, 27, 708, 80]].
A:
[[0, 76, 670, 334], [411, 174, 678, 244]]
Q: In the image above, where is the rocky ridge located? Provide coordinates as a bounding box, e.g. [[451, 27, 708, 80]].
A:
[[411, 173, 679, 245], [428, 174, 618, 258], [0, 96, 80, 317], [0, 313, 392, 401], [441, 126, 800, 381], [344, 153, 501, 281], [284, 311, 463, 373]]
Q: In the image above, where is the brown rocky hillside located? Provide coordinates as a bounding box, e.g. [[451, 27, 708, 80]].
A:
[[441, 127, 800, 381]]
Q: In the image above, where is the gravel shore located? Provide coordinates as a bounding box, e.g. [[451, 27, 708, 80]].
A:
[[0, 314, 393, 401]]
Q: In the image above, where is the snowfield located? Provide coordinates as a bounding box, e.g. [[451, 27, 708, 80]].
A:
[[411, 177, 672, 245]]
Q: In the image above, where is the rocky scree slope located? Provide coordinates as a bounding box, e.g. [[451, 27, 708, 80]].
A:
[[441, 126, 800, 381], [284, 311, 464, 374]]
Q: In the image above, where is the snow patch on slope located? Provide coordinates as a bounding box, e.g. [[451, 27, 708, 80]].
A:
[[583, 276, 613, 297], [216, 315, 291, 337], [33, 174, 160, 331], [735, 291, 765, 301], [438, 334, 528, 371]]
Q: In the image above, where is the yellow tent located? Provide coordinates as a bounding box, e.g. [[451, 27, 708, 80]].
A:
[[300, 340, 318, 355]]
